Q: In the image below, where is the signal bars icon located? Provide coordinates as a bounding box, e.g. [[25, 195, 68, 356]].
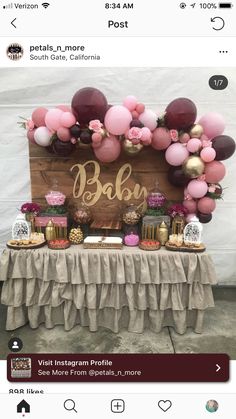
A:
[[3, 3, 13, 8]]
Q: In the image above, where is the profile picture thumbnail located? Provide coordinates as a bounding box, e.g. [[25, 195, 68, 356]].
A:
[[205, 399, 219, 413]]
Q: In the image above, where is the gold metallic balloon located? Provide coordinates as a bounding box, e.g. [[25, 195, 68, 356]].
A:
[[189, 124, 204, 138], [123, 139, 143, 156], [182, 156, 205, 178]]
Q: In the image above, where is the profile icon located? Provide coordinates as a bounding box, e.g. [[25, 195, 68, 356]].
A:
[[8, 337, 23, 353], [6, 43, 24, 61], [205, 400, 219, 413]]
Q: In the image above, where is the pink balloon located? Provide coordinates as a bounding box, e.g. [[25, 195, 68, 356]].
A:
[[94, 135, 121, 163], [198, 197, 216, 214], [45, 109, 63, 131], [34, 126, 52, 146], [204, 161, 226, 183], [132, 111, 139, 119], [187, 138, 202, 153], [104, 106, 132, 135], [139, 109, 157, 131], [183, 199, 197, 213], [60, 112, 76, 128], [136, 103, 145, 114], [152, 127, 171, 150], [187, 180, 208, 198], [186, 213, 197, 223], [198, 112, 225, 139], [27, 129, 36, 144], [56, 105, 71, 112], [165, 143, 189, 166], [32, 107, 48, 127], [200, 147, 216, 163], [123, 95, 138, 111], [57, 127, 71, 142], [141, 127, 152, 142]]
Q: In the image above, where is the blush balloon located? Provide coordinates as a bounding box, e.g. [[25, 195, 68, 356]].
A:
[[186, 213, 197, 223], [56, 105, 71, 112], [187, 180, 208, 199], [139, 109, 157, 131], [136, 103, 145, 114], [27, 129, 36, 144], [45, 109, 63, 131], [197, 197, 216, 214], [183, 199, 197, 213], [200, 147, 216, 163], [198, 112, 225, 139], [94, 135, 121, 163], [32, 107, 48, 127], [60, 112, 76, 128], [152, 127, 171, 150], [204, 161, 226, 183], [123, 95, 138, 111], [165, 98, 197, 130], [165, 143, 189, 166], [186, 138, 202, 153], [104, 105, 132, 135], [57, 127, 71, 142]]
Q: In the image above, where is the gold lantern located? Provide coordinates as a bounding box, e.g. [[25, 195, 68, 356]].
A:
[[171, 216, 185, 235], [45, 220, 56, 241]]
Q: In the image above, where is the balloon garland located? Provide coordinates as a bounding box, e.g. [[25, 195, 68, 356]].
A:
[[21, 87, 236, 224]]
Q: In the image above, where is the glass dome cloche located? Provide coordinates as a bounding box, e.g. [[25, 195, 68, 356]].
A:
[[146, 181, 166, 209]]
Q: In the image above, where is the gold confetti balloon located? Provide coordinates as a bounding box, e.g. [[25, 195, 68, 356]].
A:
[[69, 227, 83, 244], [123, 139, 143, 156], [182, 156, 205, 178]]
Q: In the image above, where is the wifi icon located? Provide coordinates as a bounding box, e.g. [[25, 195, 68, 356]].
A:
[[42, 2, 50, 8]]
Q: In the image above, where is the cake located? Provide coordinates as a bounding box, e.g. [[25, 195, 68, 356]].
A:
[[83, 236, 123, 249]]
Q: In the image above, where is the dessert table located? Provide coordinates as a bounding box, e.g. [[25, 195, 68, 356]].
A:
[[0, 246, 217, 334]]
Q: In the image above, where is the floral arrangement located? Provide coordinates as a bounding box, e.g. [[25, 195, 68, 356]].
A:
[[20, 202, 41, 215], [20, 88, 236, 224], [167, 204, 188, 219]]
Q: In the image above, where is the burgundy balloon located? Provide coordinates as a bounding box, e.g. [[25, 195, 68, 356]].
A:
[[71, 87, 108, 124], [80, 130, 92, 144], [70, 124, 81, 138], [198, 212, 213, 224], [212, 135, 236, 161], [168, 166, 189, 187], [165, 98, 197, 130], [130, 119, 144, 128], [52, 138, 76, 156]]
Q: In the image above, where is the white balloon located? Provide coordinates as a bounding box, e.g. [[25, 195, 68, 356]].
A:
[[139, 109, 158, 131], [34, 127, 52, 146]]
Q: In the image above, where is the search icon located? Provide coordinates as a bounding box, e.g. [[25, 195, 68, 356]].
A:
[[63, 399, 78, 413]]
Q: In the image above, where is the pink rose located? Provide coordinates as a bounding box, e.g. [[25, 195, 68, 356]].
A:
[[202, 139, 212, 148], [208, 185, 216, 193], [170, 129, 179, 142], [26, 119, 35, 130], [89, 119, 103, 132], [128, 127, 142, 141]]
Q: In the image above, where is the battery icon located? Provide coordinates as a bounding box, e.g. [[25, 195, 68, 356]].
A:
[[219, 2, 233, 7]]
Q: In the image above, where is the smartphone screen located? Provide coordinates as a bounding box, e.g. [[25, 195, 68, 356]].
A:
[[0, 1, 236, 417]]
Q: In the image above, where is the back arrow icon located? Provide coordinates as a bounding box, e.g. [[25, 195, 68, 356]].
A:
[[211, 17, 225, 31], [11, 18, 17, 28], [216, 364, 221, 372]]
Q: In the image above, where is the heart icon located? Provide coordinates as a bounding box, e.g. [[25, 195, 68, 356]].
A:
[[158, 400, 172, 412]]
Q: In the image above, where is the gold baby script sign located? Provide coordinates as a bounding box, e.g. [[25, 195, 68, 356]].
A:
[[70, 160, 148, 210]]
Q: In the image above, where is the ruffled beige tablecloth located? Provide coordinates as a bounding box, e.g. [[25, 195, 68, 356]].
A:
[[0, 246, 217, 334]]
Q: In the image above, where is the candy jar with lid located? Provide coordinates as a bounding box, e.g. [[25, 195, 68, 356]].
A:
[[146, 181, 166, 209], [73, 202, 92, 225], [122, 204, 141, 225], [45, 179, 66, 214]]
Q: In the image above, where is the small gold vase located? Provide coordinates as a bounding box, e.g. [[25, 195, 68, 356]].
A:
[[158, 221, 169, 245], [26, 212, 35, 233]]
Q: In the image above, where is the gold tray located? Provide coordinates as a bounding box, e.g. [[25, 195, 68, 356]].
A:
[[7, 240, 46, 250], [83, 243, 122, 249], [165, 242, 206, 253]]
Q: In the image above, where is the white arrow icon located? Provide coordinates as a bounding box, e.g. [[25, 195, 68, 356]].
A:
[[216, 364, 221, 372]]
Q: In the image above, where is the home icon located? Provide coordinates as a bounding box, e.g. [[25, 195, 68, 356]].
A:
[[17, 399, 30, 414]]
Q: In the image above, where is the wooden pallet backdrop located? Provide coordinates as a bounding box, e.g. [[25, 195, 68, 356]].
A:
[[29, 143, 183, 221]]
